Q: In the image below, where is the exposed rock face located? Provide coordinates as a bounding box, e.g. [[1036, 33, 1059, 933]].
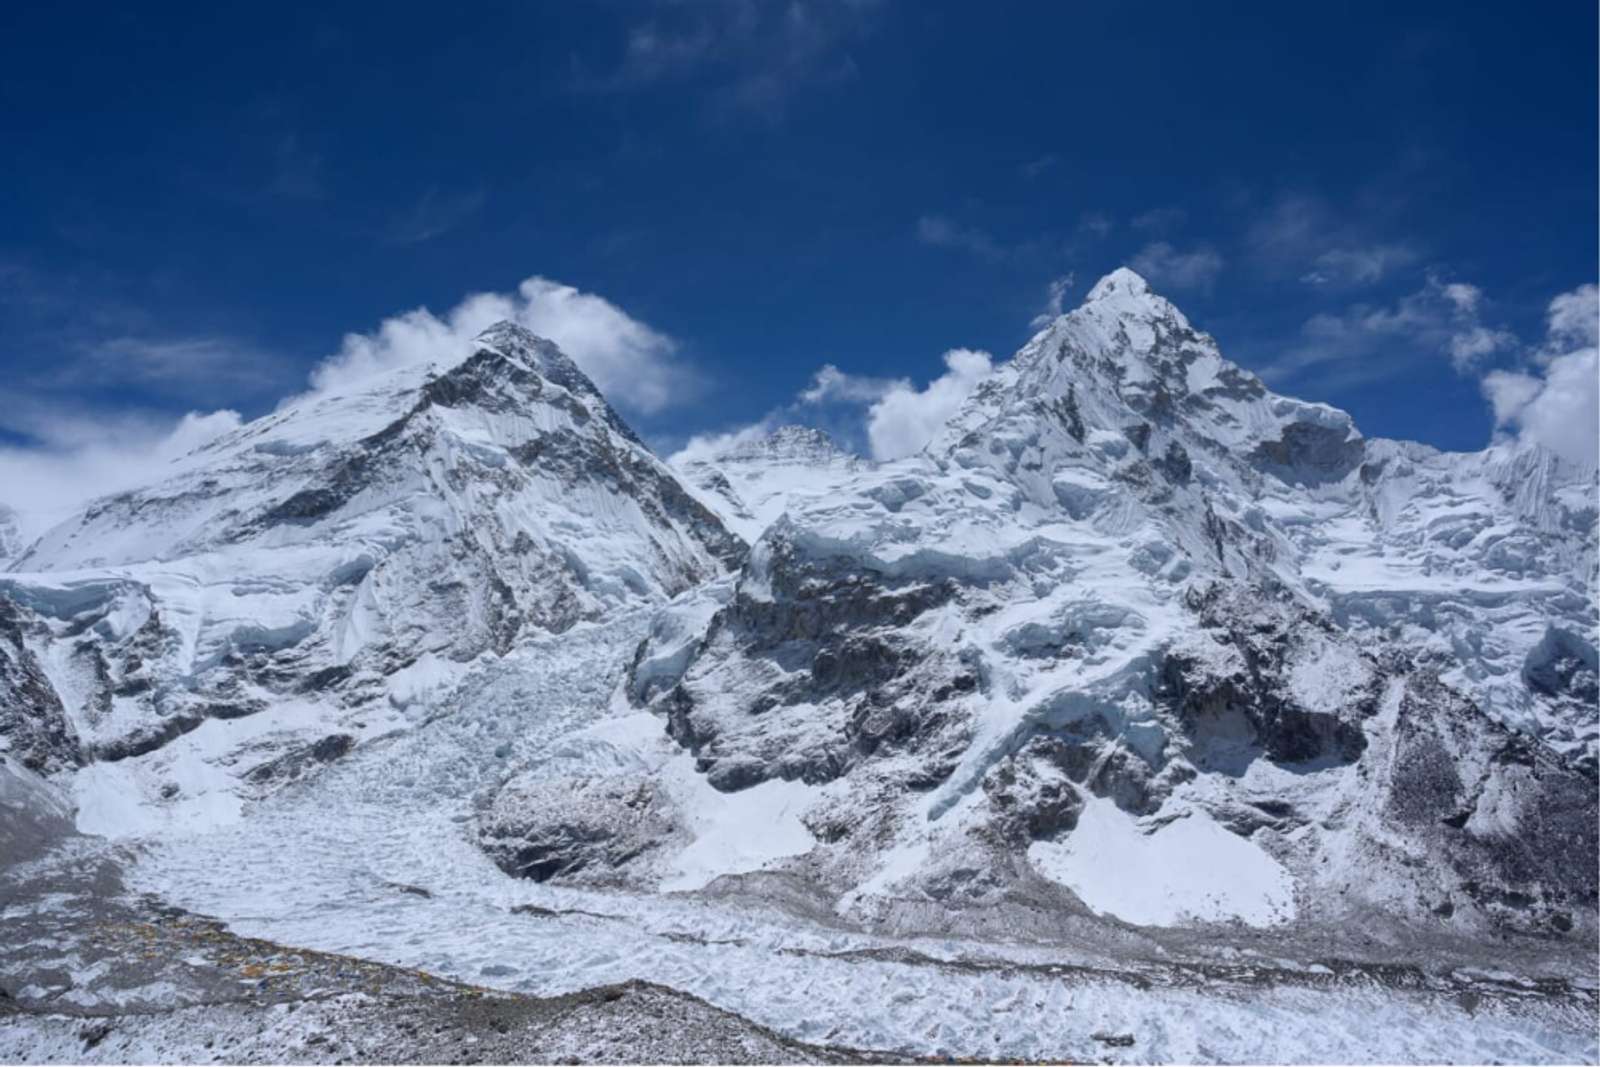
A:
[[0, 595, 80, 774], [478, 773, 680, 883]]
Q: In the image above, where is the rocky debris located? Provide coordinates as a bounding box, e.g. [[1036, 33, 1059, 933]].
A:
[[0, 826, 883, 1065], [1091, 1031, 1136, 1047], [478, 773, 681, 883], [244, 734, 355, 788]]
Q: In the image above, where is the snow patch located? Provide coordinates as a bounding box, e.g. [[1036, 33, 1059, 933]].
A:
[[1028, 798, 1296, 927]]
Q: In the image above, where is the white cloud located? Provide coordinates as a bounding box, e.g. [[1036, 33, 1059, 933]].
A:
[[1547, 283, 1599, 347], [675, 345, 998, 467], [306, 275, 693, 415], [1300, 244, 1419, 287], [865, 348, 993, 460], [1030, 274, 1076, 328], [1129, 242, 1223, 293], [0, 407, 242, 542], [799, 363, 899, 405], [1481, 283, 1598, 466]]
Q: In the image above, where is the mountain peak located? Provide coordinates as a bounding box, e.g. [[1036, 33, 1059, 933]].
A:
[[1086, 267, 1151, 302], [473, 319, 546, 350], [468, 319, 607, 408], [715, 425, 855, 466]]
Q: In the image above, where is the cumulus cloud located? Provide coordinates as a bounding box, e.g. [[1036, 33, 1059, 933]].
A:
[[306, 275, 693, 415], [0, 406, 242, 542], [1129, 242, 1223, 293], [799, 349, 996, 459], [1481, 283, 1598, 465], [673, 346, 997, 467], [865, 347, 994, 460]]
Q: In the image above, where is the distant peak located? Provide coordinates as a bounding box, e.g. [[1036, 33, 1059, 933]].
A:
[[1086, 267, 1152, 302], [716, 425, 854, 465], [474, 320, 548, 350]]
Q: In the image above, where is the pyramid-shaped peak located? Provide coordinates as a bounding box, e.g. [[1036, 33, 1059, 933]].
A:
[[468, 319, 604, 399], [716, 425, 854, 465], [1086, 267, 1152, 302], [474, 319, 553, 353]]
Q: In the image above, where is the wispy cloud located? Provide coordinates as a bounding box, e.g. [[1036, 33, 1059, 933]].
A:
[[1129, 242, 1224, 293], [1245, 191, 1418, 288], [1262, 273, 1517, 388], [1300, 244, 1420, 287], [0, 403, 244, 541], [586, 0, 882, 119], [1020, 154, 1059, 180], [306, 276, 697, 415], [385, 187, 488, 246], [916, 214, 1005, 261], [1130, 207, 1185, 233], [1030, 273, 1076, 328]]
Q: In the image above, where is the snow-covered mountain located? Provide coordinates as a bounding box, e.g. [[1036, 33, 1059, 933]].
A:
[[600, 268, 1597, 942], [2, 272, 1596, 1062], [0, 322, 743, 822], [676, 425, 866, 543]]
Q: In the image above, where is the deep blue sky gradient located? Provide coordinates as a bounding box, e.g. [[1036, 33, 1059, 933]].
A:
[[1, 1, 1594, 454]]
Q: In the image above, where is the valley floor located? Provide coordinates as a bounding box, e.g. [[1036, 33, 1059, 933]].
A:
[[3, 613, 1596, 1064]]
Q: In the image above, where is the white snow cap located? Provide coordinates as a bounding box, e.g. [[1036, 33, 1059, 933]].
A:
[[1086, 266, 1153, 301]]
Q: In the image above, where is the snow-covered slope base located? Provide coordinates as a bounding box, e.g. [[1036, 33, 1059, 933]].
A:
[[1, 275, 1595, 1063]]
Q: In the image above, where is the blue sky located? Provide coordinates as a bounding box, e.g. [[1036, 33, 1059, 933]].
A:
[[0, 1, 1594, 517]]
